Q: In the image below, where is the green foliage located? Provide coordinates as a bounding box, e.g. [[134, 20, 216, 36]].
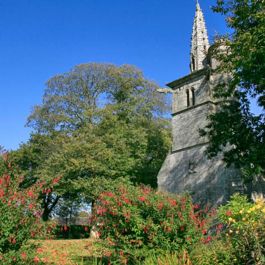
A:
[[38, 110, 170, 201], [12, 63, 170, 219], [201, 99, 264, 182], [156, 194, 265, 265], [218, 194, 265, 264], [212, 0, 265, 107], [190, 240, 235, 265], [143, 251, 192, 265], [27, 63, 168, 133], [92, 181, 211, 264], [0, 154, 48, 264], [202, 0, 265, 182]]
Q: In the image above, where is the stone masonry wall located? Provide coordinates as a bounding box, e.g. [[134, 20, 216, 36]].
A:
[[158, 144, 242, 206]]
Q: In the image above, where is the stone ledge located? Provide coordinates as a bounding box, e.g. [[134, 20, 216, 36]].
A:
[[171, 100, 217, 116]]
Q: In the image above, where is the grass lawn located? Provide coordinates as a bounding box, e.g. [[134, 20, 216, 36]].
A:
[[34, 239, 105, 265]]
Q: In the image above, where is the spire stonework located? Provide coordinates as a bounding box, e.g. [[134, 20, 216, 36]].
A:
[[190, 1, 210, 72]]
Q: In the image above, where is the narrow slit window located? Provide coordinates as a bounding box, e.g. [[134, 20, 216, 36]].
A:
[[192, 54, 195, 71], [186, 89, 190, 107], [191, 88, 195, 106]]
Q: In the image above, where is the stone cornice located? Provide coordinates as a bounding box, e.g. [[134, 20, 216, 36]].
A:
[[171, 100, 217, 116], [166, 68, 209, 89], [171, 142, 209, 154]]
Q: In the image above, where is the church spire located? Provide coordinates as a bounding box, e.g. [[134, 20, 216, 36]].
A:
[[190, 1, 210, 72]]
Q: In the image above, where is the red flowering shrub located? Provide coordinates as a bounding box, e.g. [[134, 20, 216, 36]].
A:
[[92, 181, 211, 264], [0, 154, 52, 264]]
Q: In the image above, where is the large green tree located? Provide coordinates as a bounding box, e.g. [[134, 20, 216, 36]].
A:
[[12, 63, 170, 220], [27, 63, 167, 133], [202, 0, 265, 182]]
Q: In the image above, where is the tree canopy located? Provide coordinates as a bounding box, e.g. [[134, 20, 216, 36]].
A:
[[27, 63, 167, 133], [11, 63, 171, 220]]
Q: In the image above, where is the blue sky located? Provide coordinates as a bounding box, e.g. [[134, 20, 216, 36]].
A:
[[0, 0, 228, 150]]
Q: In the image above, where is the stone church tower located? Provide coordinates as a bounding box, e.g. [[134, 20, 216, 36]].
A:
[[157, 2, 242, 206]]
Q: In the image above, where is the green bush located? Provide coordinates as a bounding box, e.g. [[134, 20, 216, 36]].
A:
[[189, 194, 265, 265], [190, 240, 235, 265], [218, 194, 265, 265], [0, 154, 52, 264], [92, 181, 211, 264], [143, 250, 192, 265]]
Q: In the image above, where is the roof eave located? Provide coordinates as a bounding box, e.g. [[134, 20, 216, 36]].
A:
[[166, 68, 209, 89]]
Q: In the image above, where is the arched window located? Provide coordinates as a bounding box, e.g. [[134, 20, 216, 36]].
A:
[[191, 88, 195, 106], [186, 89, 190, 107]]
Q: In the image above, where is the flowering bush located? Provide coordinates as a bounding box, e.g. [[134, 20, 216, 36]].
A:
[[218, 194, 265, 265], [92, 181, 211, 264], [0, 154, 52, 264]]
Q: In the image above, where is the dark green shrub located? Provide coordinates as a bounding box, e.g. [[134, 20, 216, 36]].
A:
[[54, 225, 90, 239]]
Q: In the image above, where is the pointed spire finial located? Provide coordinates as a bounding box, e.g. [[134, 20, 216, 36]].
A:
[[196, 0, 200, 9], [190, 0, 209, 72]]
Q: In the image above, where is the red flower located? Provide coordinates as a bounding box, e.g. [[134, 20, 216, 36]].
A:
[[0, 189, 4, 198], [217, 223, 223, 231], [193, 204, 200, 210], [96, 207, 107, 215], [164, 226, 172, 233], [21, 252, 27, 260], [138, 196, 145, 202], [122, 197, 130, 204], [169, 199, 177, 206], [203, 236, 212, 244], [33, 256, 40, 263], [105, 192, 114, 197], [225, 210, 232, 217], [36, 248, 43, 253], [157, 202, 164, 210], [180, 225, 185, 231], [101, 199, 110, 205], [177, 212, 183, 220], [52, 176, 61, 184], [27, 190, 34, 198], [142, 187, 151, 195]]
